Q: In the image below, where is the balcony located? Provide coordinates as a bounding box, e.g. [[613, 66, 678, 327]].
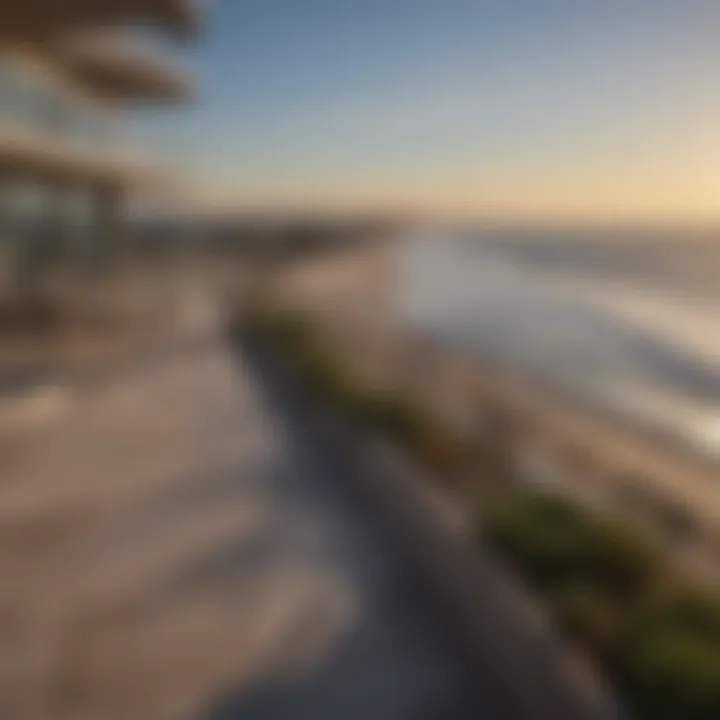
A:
[[0, 1, 198, 43], [54, 31, 193, 104], [0, 59, 160, 184], [0, 58, 120, 149]]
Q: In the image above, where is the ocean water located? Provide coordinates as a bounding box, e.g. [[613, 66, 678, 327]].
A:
[[396, 227, 720, 458]]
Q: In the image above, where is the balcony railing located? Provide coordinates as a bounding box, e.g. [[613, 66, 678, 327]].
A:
[[0, 59, 122, 154]]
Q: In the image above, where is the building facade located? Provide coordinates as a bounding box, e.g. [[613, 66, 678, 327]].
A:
[[0, 1, 196, 282]]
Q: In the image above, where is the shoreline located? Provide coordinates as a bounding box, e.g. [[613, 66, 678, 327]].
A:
[[398, 229, 720, 462], [272, 236, 720, 577]]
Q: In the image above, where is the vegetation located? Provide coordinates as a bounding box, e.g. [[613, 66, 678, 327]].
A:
[[241, 304, 471, 476], [239, 303, 720, 720], [483, 489, 720, 719]]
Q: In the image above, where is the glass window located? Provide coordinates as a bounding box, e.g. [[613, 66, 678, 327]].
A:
[[0, 58, 118, 150]]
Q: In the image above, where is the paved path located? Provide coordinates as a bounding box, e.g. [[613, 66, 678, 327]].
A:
[[0, 291, 501, 720]]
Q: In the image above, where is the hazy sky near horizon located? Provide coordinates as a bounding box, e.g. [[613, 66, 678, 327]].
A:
[[156, 1, 720, 221]]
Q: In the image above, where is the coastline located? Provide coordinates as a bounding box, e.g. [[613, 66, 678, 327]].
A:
[[270, 235, 720, 579]]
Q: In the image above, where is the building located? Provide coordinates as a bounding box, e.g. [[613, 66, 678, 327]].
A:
[[0, 1, 198, 280]]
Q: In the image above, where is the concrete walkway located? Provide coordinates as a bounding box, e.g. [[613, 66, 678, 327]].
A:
[[0, 291, 501, 720]]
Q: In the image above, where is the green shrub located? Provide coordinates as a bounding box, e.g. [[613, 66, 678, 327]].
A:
[[549, 584, 627, 667], [482, 488, 720, 719], [631, 584, 720, 649], [356, 394, 471, 474], [484, 490, 660, 599], [354, 393, 425, 441], [579, 518, 661, 600], [623, 629, 720, 720], [484, 492, 588, 589], [240, 305, 314, 351], [296, 346, 350, 398]]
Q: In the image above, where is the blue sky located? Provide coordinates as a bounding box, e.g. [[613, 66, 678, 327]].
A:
[[151, 1, 720, 221]]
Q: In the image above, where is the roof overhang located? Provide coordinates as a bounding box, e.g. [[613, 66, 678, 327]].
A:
[[0, 122, 162, 188], [54, 33, 193, 103], [0, 1, 199, 43]]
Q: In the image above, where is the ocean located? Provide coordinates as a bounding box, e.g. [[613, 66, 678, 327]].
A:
[[397, 227, 720, 459]]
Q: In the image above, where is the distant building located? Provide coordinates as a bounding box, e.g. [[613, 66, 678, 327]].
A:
[[0, 1, 198, 277]]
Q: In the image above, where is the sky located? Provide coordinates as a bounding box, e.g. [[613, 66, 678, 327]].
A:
[[149, 0, 720, 223]]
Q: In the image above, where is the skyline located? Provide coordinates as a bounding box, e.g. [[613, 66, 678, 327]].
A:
[[151, 1, 720, 223]]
